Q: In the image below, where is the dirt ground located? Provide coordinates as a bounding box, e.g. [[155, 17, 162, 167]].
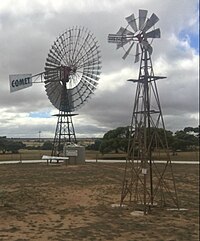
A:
[[0, 162, 199, 241]]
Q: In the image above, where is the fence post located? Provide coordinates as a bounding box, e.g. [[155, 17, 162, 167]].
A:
[[19, 153, 22, 163], [96, 153, 98, 163]]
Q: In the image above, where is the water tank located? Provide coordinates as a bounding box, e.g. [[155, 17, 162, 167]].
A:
[[63, 144, 85, 164]]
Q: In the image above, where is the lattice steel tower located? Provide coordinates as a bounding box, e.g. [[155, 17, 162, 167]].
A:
[[108, 9, 179, 214]]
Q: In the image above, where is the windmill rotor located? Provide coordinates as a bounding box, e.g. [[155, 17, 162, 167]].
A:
[[44, 26, 101, 112], [108, 9, 161, 62]]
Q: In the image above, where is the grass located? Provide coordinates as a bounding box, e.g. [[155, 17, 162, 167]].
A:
[[0, 149, 199, 162], [0, 162, 199, 241], [0, 150, 51, 161]]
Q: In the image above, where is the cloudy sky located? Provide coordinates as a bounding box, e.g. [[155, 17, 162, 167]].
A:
[[0, 0, 199, 138]]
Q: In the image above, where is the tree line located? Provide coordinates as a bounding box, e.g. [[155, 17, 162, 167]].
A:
[[0, 137, 53, 154], [0, 136, 26, 154], [87, 126, 199, 154], [0, 126, 199, 154]]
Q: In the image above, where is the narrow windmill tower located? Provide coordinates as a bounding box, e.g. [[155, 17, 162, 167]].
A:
[[108, 10, 179, 214]]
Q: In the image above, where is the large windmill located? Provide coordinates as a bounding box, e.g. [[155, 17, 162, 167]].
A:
[[108, 9, 179, 214], [44, 26, 101, 156], [9, 26, 101, 157]]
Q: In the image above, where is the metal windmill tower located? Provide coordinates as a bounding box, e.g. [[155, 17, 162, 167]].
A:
[[108, 9, 179, 214], [44, 27, 101, 156]]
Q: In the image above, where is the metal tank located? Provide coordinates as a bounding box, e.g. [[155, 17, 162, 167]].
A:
[[63, 143, 85, 164]]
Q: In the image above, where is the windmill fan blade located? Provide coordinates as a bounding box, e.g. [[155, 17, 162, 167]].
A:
[[126, 13, 138, 32], [139, 9, 148, 30], [116, 27, 133, 49], [117, 26, 133, 35], [134, 43, 140, 63], [122, 41, 135, 60], [145, 28, 161, 38], [116, 40, 129, 49], [143, 13, 159, 32]]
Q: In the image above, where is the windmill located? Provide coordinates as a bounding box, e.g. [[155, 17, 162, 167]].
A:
[[44, 26, 101, 156], [9, 26, 101, 157], [108, 9, 179, 214]]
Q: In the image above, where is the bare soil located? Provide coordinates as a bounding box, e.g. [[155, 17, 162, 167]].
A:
[[0, 163, 199, 241]]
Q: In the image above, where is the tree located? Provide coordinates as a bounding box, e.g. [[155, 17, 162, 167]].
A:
[[0, 136, 7, 153], [0, 137, 25, 154], [86, 139, 102, 151], [6, 141, 26, 153], [147, 127, 174, 150], [184, 126, 199, 136], [99, 127, 129, 154], [172, 130, 199, 151], [99, 125, 199, 155], [41, 141, 53, 150]]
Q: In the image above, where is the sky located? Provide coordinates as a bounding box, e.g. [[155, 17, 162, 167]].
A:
[[0, 0, 199, 138]]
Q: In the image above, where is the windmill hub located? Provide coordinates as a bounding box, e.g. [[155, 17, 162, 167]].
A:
[[60, 66, 75, 82], [134, 31, 144, 43]]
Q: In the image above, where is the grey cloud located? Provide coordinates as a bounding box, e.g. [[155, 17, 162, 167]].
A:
[[0, 0, 199, 138]]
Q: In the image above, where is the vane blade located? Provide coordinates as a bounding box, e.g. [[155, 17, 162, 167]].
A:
[[81, 78, 95, 93], [143, 13, 159, 32], [45, 62, 59, 68], [117, 26, 133, 35], [126, 14, 138, 32], [46, 83, 61, 108], [141, 40, 153, 55], [47, 53, 60, 64], [116, 39, 132, 49], [83, 65, 101, 70], [83, 69, 101, 76], [122, 41, 135, 60], [139, 9, 148, 30], [145, 28, 161, 38], [50, 90, 60, 109], [82, 76, 97, 89], [46, 56, 60, 66], [134, 43, 140, 63], [116, 27, 133, 49], [116, 42, 126, 49]]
